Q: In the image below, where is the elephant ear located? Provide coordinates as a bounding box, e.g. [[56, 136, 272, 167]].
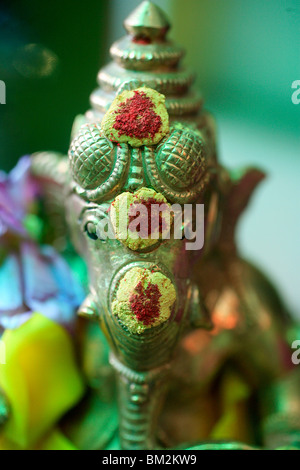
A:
[[30, 152, 68, 187], [220, 167, 266, 251], [30, 152, 69, 246]]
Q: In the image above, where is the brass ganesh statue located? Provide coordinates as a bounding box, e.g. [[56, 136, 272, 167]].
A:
[[1, 2, 299, 451]]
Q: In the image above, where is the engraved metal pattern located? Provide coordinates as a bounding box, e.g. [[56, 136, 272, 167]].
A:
[[106, 261, 182, 372], [69, 123, 115, 190], [69, 117, 212, 204], [109, 353, 170, 384], [69, 126, 130, 203], [110, 353, 170, 450], [106, 296, 179, 371], [98, 63, 195, 96], [115, 79, 155, 95], [143, 141, 211, 204], [165, 93, 203, 116], [123, 147, 146, 191], [156, 127, 207, 190], [110, 36, 185, 71]]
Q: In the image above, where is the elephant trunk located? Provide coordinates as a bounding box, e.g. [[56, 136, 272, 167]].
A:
[[110, 354, 170, 450]]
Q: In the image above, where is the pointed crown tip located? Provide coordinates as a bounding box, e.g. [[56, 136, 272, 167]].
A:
[[124, 1, 170, 39]]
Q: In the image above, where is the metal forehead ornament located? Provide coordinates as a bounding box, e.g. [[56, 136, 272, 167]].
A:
[[30, 1, 300, 450]]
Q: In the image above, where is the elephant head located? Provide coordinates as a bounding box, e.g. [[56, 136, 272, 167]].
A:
[[63, 82, 218, 448]]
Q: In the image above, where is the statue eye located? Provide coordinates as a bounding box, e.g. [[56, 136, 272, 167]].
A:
[[85, 221, 98, 240], [81, 206, 112, 242]]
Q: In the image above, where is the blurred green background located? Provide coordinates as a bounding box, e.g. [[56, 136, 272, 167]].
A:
[[0, 0, 299, 317], [0, 0, 109, 166]]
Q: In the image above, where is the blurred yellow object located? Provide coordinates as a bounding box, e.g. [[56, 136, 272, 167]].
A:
[[0, 428, 76, 450], [210, 370, 252, 442], [0, 313, 85, 449]]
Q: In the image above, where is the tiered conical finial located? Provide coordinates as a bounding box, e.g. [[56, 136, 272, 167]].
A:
[[124, 1, 170, 40], [84, 1, 204, 127]]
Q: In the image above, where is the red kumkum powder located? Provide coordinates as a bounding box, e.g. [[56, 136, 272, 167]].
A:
[[113, 91, 162, 139], [128, 197, 168, 237], [129, 281, 161, 326], [132, 36, 152, 45]]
